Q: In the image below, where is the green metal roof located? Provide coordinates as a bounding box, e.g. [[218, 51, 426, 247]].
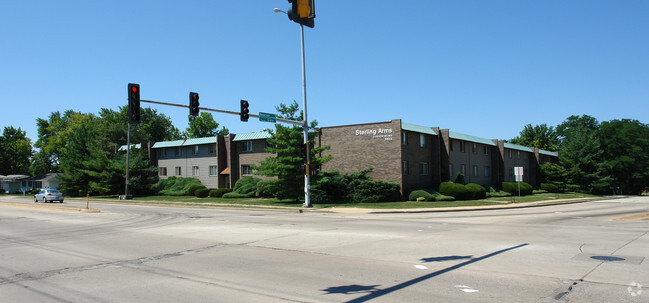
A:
[[504, 142, 533, 152], [233, 131, 272, 141], [401, 122, 437, 135], [539, 149, 558, 157], [151, 136, 216, 149], [449, 131, 496, 146], [118, 143, 141, 151]]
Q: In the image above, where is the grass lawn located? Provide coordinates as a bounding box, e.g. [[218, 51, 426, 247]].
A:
[[85, 192, 603, 210]]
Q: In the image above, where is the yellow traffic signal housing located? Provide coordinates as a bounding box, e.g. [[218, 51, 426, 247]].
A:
[[297, 0, 311, 19]]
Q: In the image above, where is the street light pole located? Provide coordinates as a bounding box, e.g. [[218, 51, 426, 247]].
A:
[[300, 23, 311, 208]]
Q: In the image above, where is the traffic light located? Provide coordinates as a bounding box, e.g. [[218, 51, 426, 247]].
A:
[[287, 0, 315, 28], [189, 92, 200, 116], [240, 100, 249, 122], [300, 142, 308, 163], [128, 83, 141, 124]]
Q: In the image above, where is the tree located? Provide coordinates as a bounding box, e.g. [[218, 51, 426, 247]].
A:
[[32, 110, 79, 174], [185, 112, 229, 138], [0, 126, 33, 175], [556, 115, 611, 193], [539, 162, 569, 190], [509, 123, 559, 151], [253, 101, 331, 201], [598, 119, 649, 194]]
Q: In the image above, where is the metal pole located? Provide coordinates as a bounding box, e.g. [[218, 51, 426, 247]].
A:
[[300, 24, 311, 208], [125, 122, 131, 199]]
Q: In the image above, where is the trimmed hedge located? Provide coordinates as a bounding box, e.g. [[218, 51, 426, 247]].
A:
[[195, 188, 210, 198], [256, 179, 278, 198], [486, 187, 511, 197], [501, 182, 533, 196], [439, 182, 472, 200], [152, 177, 206, 196], [408, 189, 455, 202], [347, 179, 402, 203], [209, 188, 233, 197], [465, 183, 486, 200], [222, 177, 261, 198], [540, 183, 559, 193]]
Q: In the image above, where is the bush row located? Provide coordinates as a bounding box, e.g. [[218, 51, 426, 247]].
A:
[[408, 189, 455, 202], [311, 169, 402, 204], [438, 182, 487, 200]]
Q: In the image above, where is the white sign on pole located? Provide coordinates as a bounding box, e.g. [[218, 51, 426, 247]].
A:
[[514, 167, 524, 182]]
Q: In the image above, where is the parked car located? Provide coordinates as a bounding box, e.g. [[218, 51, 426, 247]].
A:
[[34, 189, 65, 203]]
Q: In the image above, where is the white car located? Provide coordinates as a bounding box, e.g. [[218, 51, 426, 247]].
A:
[[34, 189, 65, 203]]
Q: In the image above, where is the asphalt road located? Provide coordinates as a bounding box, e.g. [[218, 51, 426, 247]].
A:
[[0, 196, 647, 302]]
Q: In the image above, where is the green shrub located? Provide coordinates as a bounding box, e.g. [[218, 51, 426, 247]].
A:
[[195, 188, 209, 198], [439, 181, 472, 200], [433, 193, 455, 201], [347, 179, 401, 203], [466, 183, 486, 200], [409, 190, 435, 202], [486, 187, 511, 197], [501, 182, 533, 196], [257, 179, 278, 198], [566, 184, 581, 192], [152, 177, 206, 196], [29, 189, 41, 195], [222, 177, 261, 198], [454, 172, 466, 185], [185, 184, 207, 196], [209, 188, 233, 197], [540, 183, 559, 193]]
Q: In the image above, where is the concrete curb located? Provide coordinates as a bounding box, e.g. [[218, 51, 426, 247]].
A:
[[0, 202, 101, 213]]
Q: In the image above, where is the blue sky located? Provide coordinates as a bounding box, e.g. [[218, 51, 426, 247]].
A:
[[2, 1, 648, 144]]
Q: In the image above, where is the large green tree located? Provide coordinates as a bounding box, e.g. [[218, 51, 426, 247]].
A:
[[509, 123, 559, 151], [556, 115, 611, 193], [0, 126, 33, 175], [185, 112, 229, 138], [253, 101, 331, 201], [598, 119, 649, 194]]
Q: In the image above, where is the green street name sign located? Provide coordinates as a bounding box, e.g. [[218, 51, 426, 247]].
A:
[[259, 112, 276, 123]]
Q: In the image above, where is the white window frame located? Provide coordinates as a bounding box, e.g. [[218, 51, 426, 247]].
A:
[[241, 165, 252, 175], [209, 165, 218, 176], [175, 166, 182, 176], [419, 134, 427, 148], [192, 166, 199, 176], [159, 167, 167, 176], [193, 145, 200, 155]]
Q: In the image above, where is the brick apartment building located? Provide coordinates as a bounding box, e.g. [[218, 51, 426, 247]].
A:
[[143, 119, 558, 196]]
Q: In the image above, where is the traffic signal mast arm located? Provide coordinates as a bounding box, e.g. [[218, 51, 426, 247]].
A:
[[139, 98, 303, 126]]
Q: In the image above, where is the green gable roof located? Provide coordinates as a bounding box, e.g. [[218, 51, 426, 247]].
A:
[[151, 136, 216, 149], [232, 131, 272, 141], [503, 142, 533, 152], [401, 122, 437, 135], [449, 131, 496, 146]]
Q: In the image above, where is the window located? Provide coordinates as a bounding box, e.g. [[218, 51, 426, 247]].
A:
[[460, 141, 466, 153], [192, 166, 199, 176], [484, 166, 490, 177], [208, 144, 216, 155], [419, 134, 427, 148], [473, 165, 478, 177], [241, 165, 252, 175], [175, 147, 181, 157], [449, 164, 453, 176], [402, 132, 408, 145], [508, 167, 514, 178], [419, 162, 429, 175], [517, 151, 521, 159], [242, 141, 253, 152], [508, 150, 513, 159], [209, 165, 218, 176], [159, 167, 167, 176], [449, 139, 453, 151], [472, 143, 477, 154], [402, 160, 409, 175], [175, 167, 182, 176], [460, 164, 466, 176], [483, 146, 489, 155], [193, 145, 200, 155], [158, 149, 167, 157]]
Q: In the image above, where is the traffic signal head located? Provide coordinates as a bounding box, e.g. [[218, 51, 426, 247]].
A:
[[189, 92, 200, 117], [128, 83, 141, 124], [240, 100, 249, 122], [300, 142, 308, 163], [287, 0, 315, 28]]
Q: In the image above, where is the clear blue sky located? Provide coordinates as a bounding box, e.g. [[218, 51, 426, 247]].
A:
[[2, 1, 648, 144]]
